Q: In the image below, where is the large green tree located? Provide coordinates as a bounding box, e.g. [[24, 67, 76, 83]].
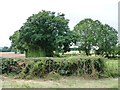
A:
[[10, 10, 72, 57], [73, 19, 96, 55], [73, 18, 118, 56], [96, 24, 118, 57]]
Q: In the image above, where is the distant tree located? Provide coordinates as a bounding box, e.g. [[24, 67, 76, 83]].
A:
[[73, 19, 97, 55], [1, 46, 11, 52], [96, 24, 118, 57], [10, 10, 72, 57], [73, 18, 118, 56]]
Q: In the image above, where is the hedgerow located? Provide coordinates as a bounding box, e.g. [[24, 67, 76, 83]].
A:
[[1, 57, 118, 79]]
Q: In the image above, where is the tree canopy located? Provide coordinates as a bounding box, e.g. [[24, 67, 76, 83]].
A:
[[10, 10, 72, 57], [73, 18, 118, 56], [10, 11, 118, 57]]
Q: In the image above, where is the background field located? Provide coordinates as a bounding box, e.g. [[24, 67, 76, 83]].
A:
[[0, 52, 25, 58]]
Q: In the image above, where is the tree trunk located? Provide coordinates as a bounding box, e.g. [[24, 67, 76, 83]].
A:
[[85, 50, 90, 56], [25, 47, 54, 57], [25, 47, 46, 57]]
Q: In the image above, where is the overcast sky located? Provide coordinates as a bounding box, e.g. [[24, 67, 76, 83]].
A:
[[0, 0, 119, 47]]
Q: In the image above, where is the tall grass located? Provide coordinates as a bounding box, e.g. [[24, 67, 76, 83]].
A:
[[104, 60, 119, 77]]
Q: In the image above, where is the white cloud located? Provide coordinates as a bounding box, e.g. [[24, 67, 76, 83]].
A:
[[0, 0, 119, 47]]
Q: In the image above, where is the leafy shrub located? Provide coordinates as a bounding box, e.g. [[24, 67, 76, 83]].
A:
[[1, 58, 22, 74], [3, 57, 118, 79], [18, 57, 106, 78]]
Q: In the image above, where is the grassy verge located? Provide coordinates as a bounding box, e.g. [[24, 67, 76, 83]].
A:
[[1, 75, 118, 88]]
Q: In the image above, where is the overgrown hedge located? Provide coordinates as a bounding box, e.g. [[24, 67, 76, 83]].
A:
[[1, 57, 119, 79]]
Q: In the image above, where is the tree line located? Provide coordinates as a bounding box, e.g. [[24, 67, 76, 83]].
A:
[[9, 10, 120, 57], [0, 46, 11, 52]]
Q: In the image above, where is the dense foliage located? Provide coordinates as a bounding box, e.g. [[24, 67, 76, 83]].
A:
[[9, 10, 118, 57], [73, 19, 118, 56], [10, 10, 74, 57], [2, 56, 119, 79], [1, 58, 22, 74], [1, 57, 107, 79]]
